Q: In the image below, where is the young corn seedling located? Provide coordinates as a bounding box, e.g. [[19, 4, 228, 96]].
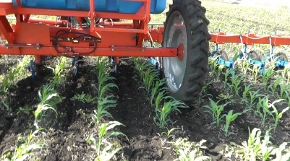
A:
[[282, 67, 290, 84], [154, 98, 188, 128], [268, 76, 282, 97], [279, 83, 289, 99], [255, 97, 273, 125], [154, 91, 167, 111], [230, 74, 243, 96], [143, 68, 159, 94], [92, 95, 117, 126], [241, 84, 252, 104], [95, 58, 118, 98], [87, 121, 127, 161], [34, 84, 61, 129], [133, 59, 152, 81], [1, 130, 43, 161], [261, 67, 275, 90], [204, 99, 228, 127], [150, 79, 167, 105], [224, 110, 243, 137], [50, 57, 67, 87], [223, 68, 231, 88], [241, 59, 250, 75], [270, 102, 289, 131], [215, 64, 225, 80], [0, 56, 31, 93], [247, 91, 264, 110], [251, 66, 260, 83]]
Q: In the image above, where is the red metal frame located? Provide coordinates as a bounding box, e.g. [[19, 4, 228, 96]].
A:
[[0, 1, 178, 65], [210, 31, 290, 46]]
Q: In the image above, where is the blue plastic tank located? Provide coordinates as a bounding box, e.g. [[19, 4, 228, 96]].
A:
[[12, 0, 166, 14]]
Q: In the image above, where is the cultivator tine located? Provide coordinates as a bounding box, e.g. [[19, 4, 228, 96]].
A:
[[27, 60, 36, 81], [209, 29, 290, 75]]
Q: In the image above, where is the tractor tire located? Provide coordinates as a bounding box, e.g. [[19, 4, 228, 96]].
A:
[[162, 0, 210, 105]]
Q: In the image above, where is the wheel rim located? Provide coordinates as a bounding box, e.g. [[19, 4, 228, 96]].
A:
[[163, 11, 187, 93]]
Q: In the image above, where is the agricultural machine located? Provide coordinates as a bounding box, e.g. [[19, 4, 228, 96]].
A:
[[0, 0, 210, 104], [210, 31, 290, 75]]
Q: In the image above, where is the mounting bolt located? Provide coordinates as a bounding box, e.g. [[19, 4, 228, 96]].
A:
[[36, 43, 40, 50], [111, 45, 115, 52], [66, 47, 72, 52], [142, 48, 145, 52]]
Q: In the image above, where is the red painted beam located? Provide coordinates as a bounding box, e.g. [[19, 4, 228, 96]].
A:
[[0, 46, 177, 57]]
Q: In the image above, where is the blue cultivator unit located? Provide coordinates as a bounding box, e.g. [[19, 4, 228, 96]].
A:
[[210, 31, 290, 75]]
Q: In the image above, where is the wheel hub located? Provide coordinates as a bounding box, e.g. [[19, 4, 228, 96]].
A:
[[177, 43, 184, 61], [163, 12, 187, 93]]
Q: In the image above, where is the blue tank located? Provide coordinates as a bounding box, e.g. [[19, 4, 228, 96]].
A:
[[12, 0, 166, 14]]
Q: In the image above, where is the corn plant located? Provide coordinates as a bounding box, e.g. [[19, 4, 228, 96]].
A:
[[34, 84, 61, 129], [271, 104, 289, 131], [279, 83, 289, 99], [87, 121, 126, 161], [91, 57, 118, 125], [143, 68, 159, 94], [204, 99, 229, 127], [216, 64, 225, 79], [95, 58, 118, 99], [1, 56, 31, 93], [230, 74, 243, 96], [133, 58, 152, 81], [251, 66, 260, 83], [247, 91, 265, 110], [154, 91, 167, 110], [49, 57, 67, 87], [268, 76, 282, 97], [150, 79, 167, 105], [1, 130, 43, 161], [92, 95, 117, 126], [241, 84, 252, 104], [224, 110, 243, 137], [261, 67, 275, 89], [255, 97, 273, 125], [154, 98, 188, 128], [223, 68, 231, 88], [282, 67, 290, 84], [240, 59, 251, 75], [170, 138, 210, 161]]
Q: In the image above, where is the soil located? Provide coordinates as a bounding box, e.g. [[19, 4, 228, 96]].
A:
[[0, 56, 289, 161]]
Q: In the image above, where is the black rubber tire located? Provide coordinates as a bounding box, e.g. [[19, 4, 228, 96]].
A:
[[162, 0, 210, 105], [276, 52, 288, 62]]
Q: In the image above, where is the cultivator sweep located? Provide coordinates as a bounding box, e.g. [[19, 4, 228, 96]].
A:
[[0, 0, 210, 105], [210, 31, 290, 74]]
